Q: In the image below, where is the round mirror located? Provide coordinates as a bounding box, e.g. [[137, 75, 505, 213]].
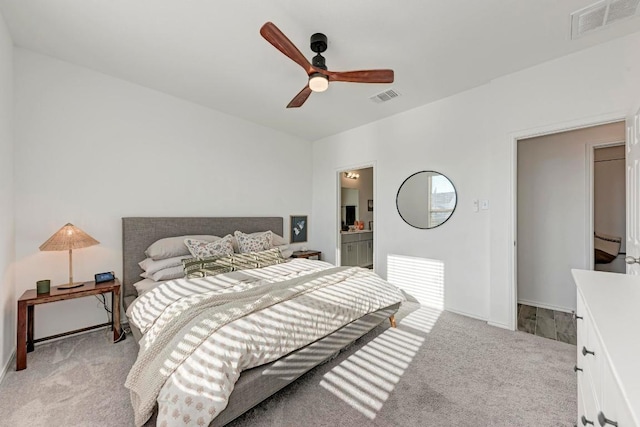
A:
[[396, 171, 457, 229]]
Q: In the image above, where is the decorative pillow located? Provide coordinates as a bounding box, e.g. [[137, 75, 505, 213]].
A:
[[138, 255, 190, 275], [141, 265, 185, 281], [184, 248, 285, 278], [184, 235, 234, 259], [234, 230, 273, 253], [145, 235, 221, 260], [215, 248, 285, 270], [183, 256, 233, 279]]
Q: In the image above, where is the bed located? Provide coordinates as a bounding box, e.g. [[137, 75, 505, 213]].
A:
[[121, 217, 403, 427]]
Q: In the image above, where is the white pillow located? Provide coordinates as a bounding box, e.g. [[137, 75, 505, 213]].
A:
[[145, 235, 221, 260], [138, 255, 190, 275], [272, 233, 287, 246], [133, 278, 166, 296], [271, 233, 291, 257], [275, 245, 293, 258], [184, 235, 235, 259], [141, 265, 185, 281], [234, 230, 273, 253]]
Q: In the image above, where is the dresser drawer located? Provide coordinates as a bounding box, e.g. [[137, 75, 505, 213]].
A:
[[576, 292, 587, 348], [601, 360, 636, 427], [583, 312, 603, 402], [579, 371, 599, 427]]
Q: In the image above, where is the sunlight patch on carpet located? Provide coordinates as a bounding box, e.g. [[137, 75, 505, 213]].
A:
[[319, 309, 436, 420]]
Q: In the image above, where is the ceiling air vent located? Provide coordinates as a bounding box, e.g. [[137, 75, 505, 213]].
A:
[[370, 88, 400, 104], [571, 0, 640, 39]]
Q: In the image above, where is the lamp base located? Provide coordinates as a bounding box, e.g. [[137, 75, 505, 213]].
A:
[[58, 282, 85, 290]]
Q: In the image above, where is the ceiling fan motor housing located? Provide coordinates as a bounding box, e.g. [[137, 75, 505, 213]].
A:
[[310, 33, 328, 70], [310, 33, 327, 53]]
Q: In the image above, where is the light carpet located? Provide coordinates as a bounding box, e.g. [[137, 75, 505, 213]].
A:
[[0, 303, 576, 426]]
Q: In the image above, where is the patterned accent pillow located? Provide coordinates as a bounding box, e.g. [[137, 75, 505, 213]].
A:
[[204, 248, 286, 273], [182, 256, 233, 279], [234, 230, 273, 253], [253, 248, 286, 266], [184, 235, 234, 259], [183, 248, 285, 278]]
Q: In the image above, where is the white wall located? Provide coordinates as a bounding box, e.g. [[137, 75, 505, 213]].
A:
[[0, 10, 14, 376], [517, 123, 625, 312], [313, 31, 640, 326], [312, 85, 492, 320], [14, 49, 312, 339]]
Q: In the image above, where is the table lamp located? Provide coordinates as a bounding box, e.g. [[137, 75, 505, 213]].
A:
[[39, 223, 99, 289]]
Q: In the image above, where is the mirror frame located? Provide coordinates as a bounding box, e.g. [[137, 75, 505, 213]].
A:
[[395, 170, 458, 229]]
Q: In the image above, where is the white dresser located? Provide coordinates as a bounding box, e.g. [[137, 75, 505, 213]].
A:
[[572, 269, 640, 427]]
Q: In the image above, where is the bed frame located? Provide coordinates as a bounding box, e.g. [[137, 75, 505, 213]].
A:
[[121, 217, 399, 426]]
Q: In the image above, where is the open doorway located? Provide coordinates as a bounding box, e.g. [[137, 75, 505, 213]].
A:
[[593, 144, 626, 273], [515, 121, 625, 343], [338, 166, 374, 269]]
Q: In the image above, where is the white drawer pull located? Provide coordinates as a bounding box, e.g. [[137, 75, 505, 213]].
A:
[[582, 346, 595, 357], [582, 415, 595, 425], [597, 412, 618, 427]]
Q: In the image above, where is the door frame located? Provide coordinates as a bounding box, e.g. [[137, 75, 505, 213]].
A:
[[336, 161, 376, 269], [509, 112, 626, 330]]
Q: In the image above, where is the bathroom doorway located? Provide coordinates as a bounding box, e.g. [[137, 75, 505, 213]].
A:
[[338, 166, 374, 269]]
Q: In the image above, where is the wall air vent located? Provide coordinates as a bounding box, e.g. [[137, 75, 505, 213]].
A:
[[571, 0, 640, 39], [369, 88, 401, 103]]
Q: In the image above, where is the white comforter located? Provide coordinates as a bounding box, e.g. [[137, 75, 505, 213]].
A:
[[126, 259, 404, 426]]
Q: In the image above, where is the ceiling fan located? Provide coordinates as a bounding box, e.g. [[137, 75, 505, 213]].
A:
[[260, 22, 394, 108]]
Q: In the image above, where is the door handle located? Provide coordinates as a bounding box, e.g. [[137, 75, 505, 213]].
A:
[[625, 256, 640, 264]]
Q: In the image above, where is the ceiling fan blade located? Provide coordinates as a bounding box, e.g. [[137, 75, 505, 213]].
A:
[[260, 22, 313, 74], [327, 69, 394, 83], [287, 86, 313, 108]]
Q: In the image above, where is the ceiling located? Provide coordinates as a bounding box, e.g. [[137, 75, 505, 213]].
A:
[[1, 0, 639, 141]]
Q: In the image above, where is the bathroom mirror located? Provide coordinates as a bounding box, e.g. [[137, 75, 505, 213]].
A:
[[396, 171, 457, 229]]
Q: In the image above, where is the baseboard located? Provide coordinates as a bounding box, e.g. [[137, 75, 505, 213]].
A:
[[33, 324, 112, 346], [487, 321, 513, 330], [517, 298, 574, 314], [0, 347, 16, 385], [445, 307, 487, 322]]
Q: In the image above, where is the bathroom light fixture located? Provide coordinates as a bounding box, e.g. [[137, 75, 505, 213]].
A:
[[308, 73, 329, 92], [345, 172, 360, 179]]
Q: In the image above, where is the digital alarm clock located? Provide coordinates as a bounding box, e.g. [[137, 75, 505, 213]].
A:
[[94, 271, 115, 284]]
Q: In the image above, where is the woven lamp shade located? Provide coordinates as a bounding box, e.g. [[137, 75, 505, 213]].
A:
[[39, 223, 99, 251]]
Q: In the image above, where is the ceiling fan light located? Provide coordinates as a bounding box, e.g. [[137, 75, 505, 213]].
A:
[[308, 73, 329, 92]]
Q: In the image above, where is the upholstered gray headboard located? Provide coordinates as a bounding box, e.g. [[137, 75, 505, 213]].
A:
[[122, 217, 283, 299]]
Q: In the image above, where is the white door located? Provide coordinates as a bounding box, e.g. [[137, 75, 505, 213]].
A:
[[626, 108, 640, 274]]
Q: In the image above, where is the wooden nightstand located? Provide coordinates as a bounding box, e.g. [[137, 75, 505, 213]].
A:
[[291, 250, 321, 260], [16, 279, 122, 371]]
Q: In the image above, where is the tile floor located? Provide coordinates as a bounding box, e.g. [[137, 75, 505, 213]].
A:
[[517, 303, 577, 345]]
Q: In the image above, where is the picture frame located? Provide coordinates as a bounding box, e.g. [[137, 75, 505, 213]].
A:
[[368, 199, 373, 211], [290, 215, 308, 243]]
